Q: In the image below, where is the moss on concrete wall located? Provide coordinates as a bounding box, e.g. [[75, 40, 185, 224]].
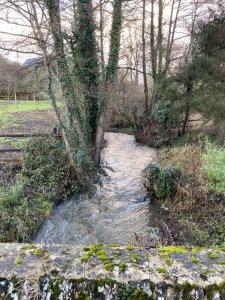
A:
[[0, 243, 224, 299]]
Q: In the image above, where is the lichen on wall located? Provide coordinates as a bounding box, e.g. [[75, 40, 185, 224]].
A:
[[0, 243, 224, 299]]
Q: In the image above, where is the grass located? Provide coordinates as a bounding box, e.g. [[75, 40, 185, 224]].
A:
[[0, 101, 55, 154], [202, 143, 225, 195], [156, 133, 225, 246], [0, 101, 52, 129], [0, 137, 30, 149], [0, 100, 52, 113]]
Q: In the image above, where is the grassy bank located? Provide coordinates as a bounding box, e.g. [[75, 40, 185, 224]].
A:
[[0, 137, 81, 242], [144, 131, 225, 247]]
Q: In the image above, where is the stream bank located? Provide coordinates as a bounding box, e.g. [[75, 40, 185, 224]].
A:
[[143, 132, 225, 247], [0, 137, 83, 243]]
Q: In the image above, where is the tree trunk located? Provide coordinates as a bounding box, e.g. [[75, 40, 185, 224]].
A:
[[95, 0, 123, 165], [142, 0, 149, 114], [45, 0, 85, 148], [182, 77, 193, 135], [74, 0, 100, 144], [99, 0, 105, 76], [164, 0, 175, 75], [150, 0, 157, 83], [157, 0, 163, 80], [163, 0, 182, 76], [106, 0, 123, 83]]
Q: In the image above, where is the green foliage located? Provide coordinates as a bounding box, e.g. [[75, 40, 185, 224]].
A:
[[126, 245, 134, 251], [119, 263, 127, 273], [144, 163, 178, 200], [0, 182, 23, 209], [184, 13, 225, 130], [202, 143, 225, 195], [152, 13, 225, 137], [23, 137, 80, 199], [158, 140, 225, 246], [129, 253, 140, 264], [153, 80, 183, 128], [15, 257, 23, 266], [117, 286, 150, 300], [156, 267, 166, 274], [73, 0, 100, 139], [0, 137, 81, 242], [160, 246, 187, 256], [191, 256, 201, 264], [195, 12, 225, 57], [208, 252, 220, 260]]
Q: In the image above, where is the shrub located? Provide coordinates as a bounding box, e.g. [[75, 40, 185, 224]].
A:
[[143, 163, 178, 200], [22, 137, 80, 201], [0, 136, 81, 242], [202, 143, 225, 195]]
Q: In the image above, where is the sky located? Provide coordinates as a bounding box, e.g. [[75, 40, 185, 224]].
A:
[[0, 0, 219, 65], [0, 0, 186, 64]]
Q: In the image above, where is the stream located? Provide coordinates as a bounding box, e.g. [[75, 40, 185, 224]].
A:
[[35, 132, 162, 245]]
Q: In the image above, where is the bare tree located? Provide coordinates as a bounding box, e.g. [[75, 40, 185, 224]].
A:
[[142, 0, 149, 114]]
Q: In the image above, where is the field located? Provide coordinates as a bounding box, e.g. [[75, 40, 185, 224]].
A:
[[0, 101, 56, 160]]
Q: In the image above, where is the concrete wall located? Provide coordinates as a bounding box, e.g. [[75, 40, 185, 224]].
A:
[[0, 243, 224, 299]]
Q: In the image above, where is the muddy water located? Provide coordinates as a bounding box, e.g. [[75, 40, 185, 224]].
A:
[[35, 133, 161, 245]]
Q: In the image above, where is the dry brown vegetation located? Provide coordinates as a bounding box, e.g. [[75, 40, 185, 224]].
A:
[[158, 135, 225, 246]]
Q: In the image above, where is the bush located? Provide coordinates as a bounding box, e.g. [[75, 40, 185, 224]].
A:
[[143, 163, 178, 200], [202, 143, 225, 195], [23, 137, 80, 201], [0, 137, 81, 242]]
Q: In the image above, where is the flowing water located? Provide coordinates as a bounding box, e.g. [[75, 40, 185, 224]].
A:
[[35, 132, 162, 245]]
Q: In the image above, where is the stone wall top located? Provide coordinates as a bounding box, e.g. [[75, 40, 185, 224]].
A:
[[0, 243, 224, 299]]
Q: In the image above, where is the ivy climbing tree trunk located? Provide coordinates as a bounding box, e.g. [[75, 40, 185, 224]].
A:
[[45, 0, 123, 167], [44, 0, 86, 148], [99, 0, 105, 76], [105, 0, 123, 83], [73, 0, 100, 145], [95, 0, 123, 165], [25, 0, 78, 173]]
